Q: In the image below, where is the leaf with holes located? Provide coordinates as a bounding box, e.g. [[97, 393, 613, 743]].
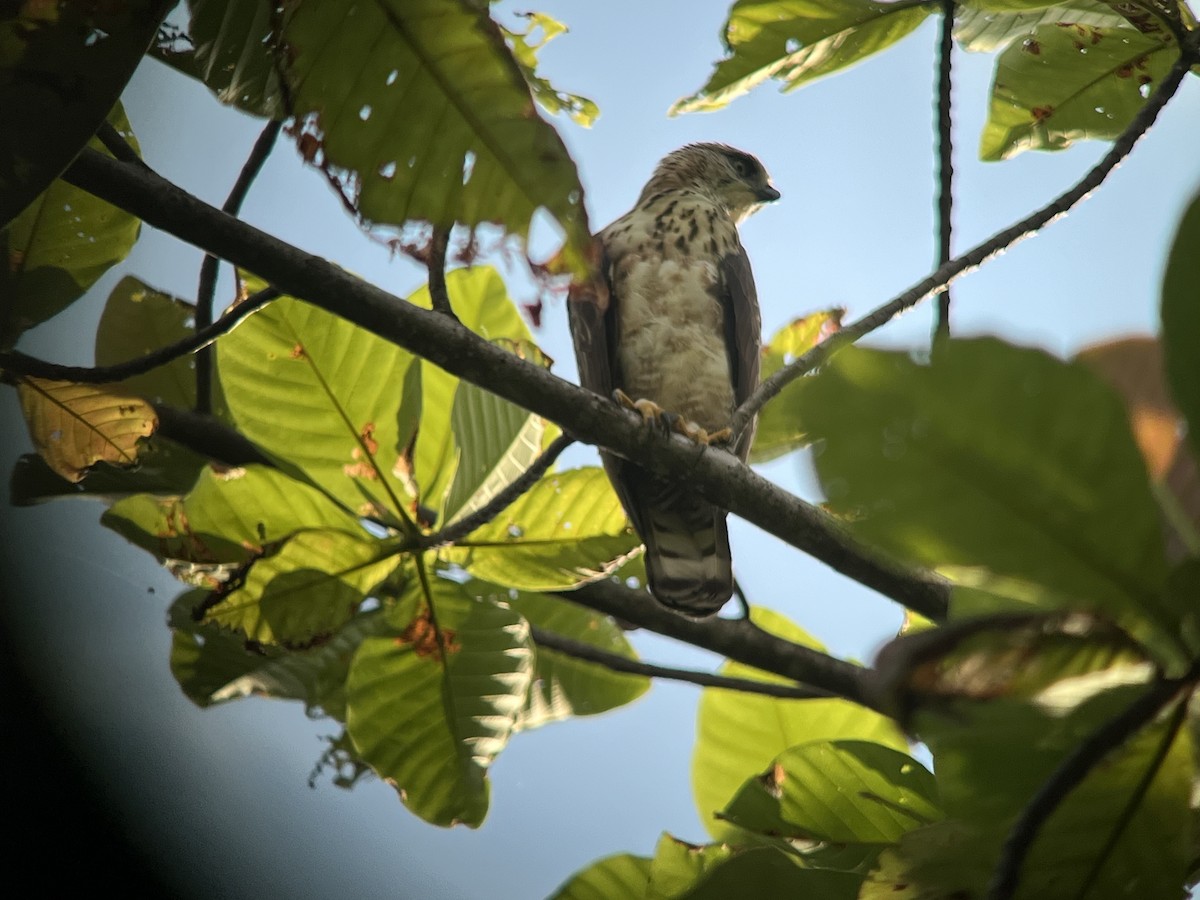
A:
[[216, 277, 417, 521], [199, 528, 398, 646], [1, 103, 141, 346], [445, 467, 640, 591], [276, 0, 590, 273], [979, 23, 1177, 160], [692, 607, 907, 842], [345, 580, 533, 827], [501, 12, 599, 127], [953, 0, 1129, 53], [671, 0, 931, 115], [17, 377, 157, 483]]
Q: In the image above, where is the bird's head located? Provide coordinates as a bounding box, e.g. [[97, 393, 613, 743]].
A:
[[639, 143, 780, 222]]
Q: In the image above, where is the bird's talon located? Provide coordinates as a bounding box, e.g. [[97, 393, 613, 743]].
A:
[[704, 427, 733, 446]]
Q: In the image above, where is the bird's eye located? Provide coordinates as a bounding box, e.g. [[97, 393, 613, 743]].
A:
[[731, 157, 751, 178]]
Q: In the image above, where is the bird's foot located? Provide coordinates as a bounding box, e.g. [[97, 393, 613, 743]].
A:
[[613, 390, 731, 446]]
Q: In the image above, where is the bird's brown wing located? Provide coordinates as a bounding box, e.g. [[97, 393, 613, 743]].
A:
[[720, 244, 763, 461]]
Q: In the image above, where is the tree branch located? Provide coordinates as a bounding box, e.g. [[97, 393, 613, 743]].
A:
[[985, 665, 1199, 900], [426, 225, 459, 320], [154, 403, 273, 468], [0, 286, 279, 384], [196, 120, 283, 413], [530, 625, 833, 700], [731, 50, 1194, 437], [61, 147, 950, 622], [415, 433, 574, 549], [932, 0, 955, 344]]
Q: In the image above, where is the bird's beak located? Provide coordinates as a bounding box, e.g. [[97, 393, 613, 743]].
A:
[[757, 184, 781, 202]]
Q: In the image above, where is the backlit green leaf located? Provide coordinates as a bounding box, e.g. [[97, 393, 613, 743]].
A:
[[692, 607, 907, 841], [953, 0, 1129, 52], [501, 12, 599, 126], [277, 0, 590, 272], [345, 580, 533, 827], [671, 0, 932, 115], [1161, 190, 1200, 460], [548, 853, 652, 900], [797, 340, 1180, 667], [979, 23, 1176, 160]]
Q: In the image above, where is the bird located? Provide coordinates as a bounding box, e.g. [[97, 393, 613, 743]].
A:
[[568, 143, 780, 617]]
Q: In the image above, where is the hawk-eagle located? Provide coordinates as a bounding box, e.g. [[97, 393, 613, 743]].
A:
[[569, 143, 779, 616]]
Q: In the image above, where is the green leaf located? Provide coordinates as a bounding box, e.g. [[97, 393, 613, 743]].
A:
[[345, 580, 533, 827], [979, 23, 1176, 161], [1162, 190, 1200, 461], [720, 740, 939, 845], [468, 582, 649, 730], [0, 1, 169, 225], [199, 528, 398, 646], [215, 280, 418, 521], [548, 853, 652, 900], [8, 443, 203, 506], [798, 339, 1179, 667], [501, 12, 599, 126], [95, 275, 199, 409], [953, 0, 1130, 52], [899, 635, 1193, 899], [446, 467, 640, 591], [103, 464, 360, 569], [750, 309, 842, 463], [671, 0, 932, 115], [443, 379, 545, 524], [692, 607, 907, 841], [277, 0, 591, 272], [1, 103, 141, 346], [407, 267, 535, 517], [151, 0, 283, 117]]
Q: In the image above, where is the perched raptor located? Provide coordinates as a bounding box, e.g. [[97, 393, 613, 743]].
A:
[[569, 143, 780, 616]]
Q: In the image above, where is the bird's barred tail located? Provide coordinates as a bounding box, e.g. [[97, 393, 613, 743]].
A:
[[633, 473, 733, 618]]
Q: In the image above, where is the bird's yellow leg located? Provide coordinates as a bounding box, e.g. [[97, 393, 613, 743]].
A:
[[613, 390, 732, 446]]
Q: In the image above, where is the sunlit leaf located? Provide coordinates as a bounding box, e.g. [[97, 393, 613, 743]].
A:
[[797, 339, 1181, 668], [277, 0, 591, 272], [750, 308, 842, 463], [1, 104, 141, 345], [692, 607, 907, 841], [216, 278, 417, 521], [720, 740, 939, 845], [345, 580, 533, 827], [979, 23, 1176, 161], [17, 376, 157, 483], [0, 1, 168, 225], [103, 464, 360, 569], [501, 12, 599, 126], [151, 0, 283, 117], [446, 467, 640, 591], [443, 379, 545, 525], [548, 852, 652, 900], [467, 582, 649, 730], [953, 0, 1130, 52], [671, 0, 931, 115], [198, 528, 398, 646]]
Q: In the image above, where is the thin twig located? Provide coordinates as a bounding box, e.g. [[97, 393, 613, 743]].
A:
[[985, 664, 1200, 900], [427, 225, 459, 320], [0, 287, 279, 384], [932, 0, 955, 345], [415, 434, 574, 548], [196, 121, 284, 413], [531, 625, 833, 699], [731, 50, 1194, 439], [61, 147, 951, 622]]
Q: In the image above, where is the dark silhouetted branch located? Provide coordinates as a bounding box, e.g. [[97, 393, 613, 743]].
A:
[[427, 225, 459, 321], [932, 0, 955, 344]]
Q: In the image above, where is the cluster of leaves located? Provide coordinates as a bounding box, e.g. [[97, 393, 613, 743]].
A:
[[3, 0, 1200, 898]]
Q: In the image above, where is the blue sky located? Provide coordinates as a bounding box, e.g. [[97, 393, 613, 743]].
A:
[[2, 2, 1199, 897]]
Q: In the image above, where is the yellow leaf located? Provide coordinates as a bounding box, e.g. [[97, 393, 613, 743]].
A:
[[18, 377, 157, 482]]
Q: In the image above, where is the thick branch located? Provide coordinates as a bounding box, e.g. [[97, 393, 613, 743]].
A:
[[154, 403, 272, 468], [62, 148, 949, 621], [732, 50, 1194, 436], [531, 625, 833, 700]]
